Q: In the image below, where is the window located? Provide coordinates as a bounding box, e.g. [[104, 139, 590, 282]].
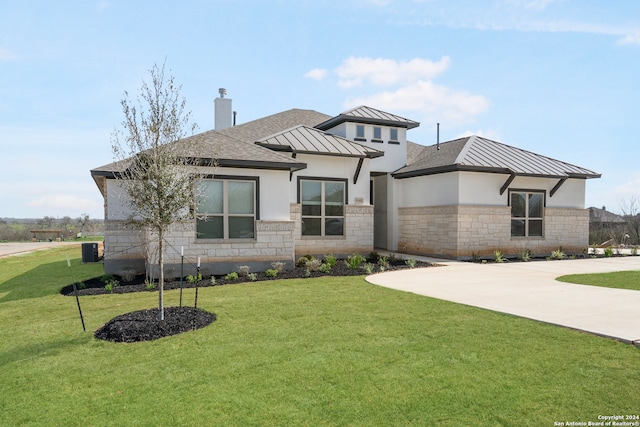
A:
[[196, 178, 256, 239], [389, 128, 398, 141], [372, 126, 382, 141], [355, 124, 365, 140], [510, 191, 544, 237], [300, 179, 346, 236]]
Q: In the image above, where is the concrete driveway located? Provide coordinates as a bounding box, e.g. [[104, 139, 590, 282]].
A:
[[366, 256, 640, 346], [0, 241, 84, 258]]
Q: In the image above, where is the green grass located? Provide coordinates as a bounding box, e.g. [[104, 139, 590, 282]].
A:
[[557, 270, 640, 291], [1, 247, 639, 426]]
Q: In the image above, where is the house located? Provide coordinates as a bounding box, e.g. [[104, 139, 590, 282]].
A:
[[588, 206, 627, 245], [91, 93, 600, 276]]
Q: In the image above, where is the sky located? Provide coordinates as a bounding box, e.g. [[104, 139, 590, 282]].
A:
[[1, 0, 639, 219]]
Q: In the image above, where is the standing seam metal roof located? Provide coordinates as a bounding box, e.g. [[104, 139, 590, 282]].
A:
[[256, 125, 384, 158], [394, 136, 600, 179]]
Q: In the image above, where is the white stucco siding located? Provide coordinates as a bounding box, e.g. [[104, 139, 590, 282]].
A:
[[291, 154, 371, 204], [106, 180, 136, 220], [397, 172, 460, 207], [500, 175, 586, 208]]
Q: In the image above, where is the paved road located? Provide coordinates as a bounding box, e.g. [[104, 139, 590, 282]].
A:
[[366, 256, 640, 345], [0, 241, 85, 258]]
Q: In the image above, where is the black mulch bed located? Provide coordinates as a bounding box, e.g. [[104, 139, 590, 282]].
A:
[[94, 306, 216, 343], [61, 259, 435, 297]]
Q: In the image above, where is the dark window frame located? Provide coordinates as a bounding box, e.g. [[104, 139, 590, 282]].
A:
[[297, 176, 348, 237], [509, 189, 545, 238]]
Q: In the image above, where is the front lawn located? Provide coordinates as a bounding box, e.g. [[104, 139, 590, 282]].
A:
[[1, 247, 639, 426], [557, 270, 640, 291]]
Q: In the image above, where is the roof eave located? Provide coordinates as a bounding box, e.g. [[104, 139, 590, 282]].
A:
[[316, 114, 420, 131]]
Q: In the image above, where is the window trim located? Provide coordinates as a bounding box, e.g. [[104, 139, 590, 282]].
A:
[[509, 189, 545, 238], [297, 176, 348, 237], [354, 124, 366, 142], [196, 175, 259, 240]]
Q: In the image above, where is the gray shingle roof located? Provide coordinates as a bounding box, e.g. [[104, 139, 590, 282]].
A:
[[589, 207, 626, 224], [91, 129, 306, 176], [219, 109, 331, 143], [394, 136, 601, 179], [255, 125, 384, 159], [315, 105, 420, 130]]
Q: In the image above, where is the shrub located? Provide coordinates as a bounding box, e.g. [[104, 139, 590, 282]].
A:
[[247, 273, 258, 281], [186, 274, 202, 283], [271, 261, 285, 273], [75, 282, 86, 290], [306, 258, 322, 272], [237, 265, 250, 277], [319, 263, 332, 273], [550, 249, 566, 260], [377, 255, 390, 269], [324, 254, 337, 268], [105, 278, 120, 289], [225, 272, 239, 281], [104, 283, 114, 293], [120, 268, 136, 283], [100, 274, 114, 283], [405, 258, 417, 268], [145, 280, 156, 291], [493, 250, 505, 263], [296, 256, 310, 267], [519, 249, 531, 262], [368, 251, 379, 262], [362, 263, 375, 274], [265, 269, 278, 278], [210, 276, 216, 286], [346, 254, 365, 270], [603, 247, 613, 258]]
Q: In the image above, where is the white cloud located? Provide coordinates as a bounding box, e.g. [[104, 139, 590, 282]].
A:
[[343, 80, 489, 125], [614, 172, 640, 200], [618, 32, 640, 46], [0, 48, 16, 61], [335, 56, 450, 88], [304, 68, 328, 80], [28, 194, 102, 216], [505, 0, 562, 10]]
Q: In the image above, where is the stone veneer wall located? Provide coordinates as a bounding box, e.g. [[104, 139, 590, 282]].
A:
[[397, 205, 589, 259], [103, 219, 296, 276], [291, 204, 374, 257]]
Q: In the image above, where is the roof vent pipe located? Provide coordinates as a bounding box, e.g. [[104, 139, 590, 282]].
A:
[[233, 111, 237, 126], [437, 123, 440, 151]]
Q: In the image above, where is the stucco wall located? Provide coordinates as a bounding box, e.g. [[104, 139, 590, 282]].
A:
[[397, 205, 589, 259]]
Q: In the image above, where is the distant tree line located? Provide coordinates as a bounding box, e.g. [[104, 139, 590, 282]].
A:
[[0, 214, 104, 242]]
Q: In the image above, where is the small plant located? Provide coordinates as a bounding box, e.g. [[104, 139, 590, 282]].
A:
[[305, 258, 322, 272], [632, 246, 638, 256], [225, 272, 239, 281], [550, 249, 566, 260], [210, 276, 216, 286], [405, 258, 417, 268], [377, 255, 390, 269], [581, 247, 589, 259], [471, 252, 478, 262], [296, 256, 310, 267], [265, 269, 278, 278], [362, 263, 375, 274], [105, 278, 120, 288], [368, 251, 379, 262], [104, 283, 113, 293], [519, 249, 531, 262], [75, 282, 86, 290], [247, 273, 258, 281], [304, 269, 311, 277], [271, 261, 285, 272], [100, 274, 114, 283], [319, 263, 332, 273], [145, 280, 156, 291], [493, 250, 505, 263], [237, 265, 250, 277], [603, 247, 613, 258], [324, 254, 337, 268], [186, 273, 202, 283], [346, 254, 365, 270]]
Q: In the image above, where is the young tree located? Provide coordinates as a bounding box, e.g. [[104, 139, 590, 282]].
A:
[[111, 61, 202, 321], [620, 197, 640, 246]]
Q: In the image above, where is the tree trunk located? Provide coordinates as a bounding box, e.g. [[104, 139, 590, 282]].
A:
[[158, 228, 165, 321]]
